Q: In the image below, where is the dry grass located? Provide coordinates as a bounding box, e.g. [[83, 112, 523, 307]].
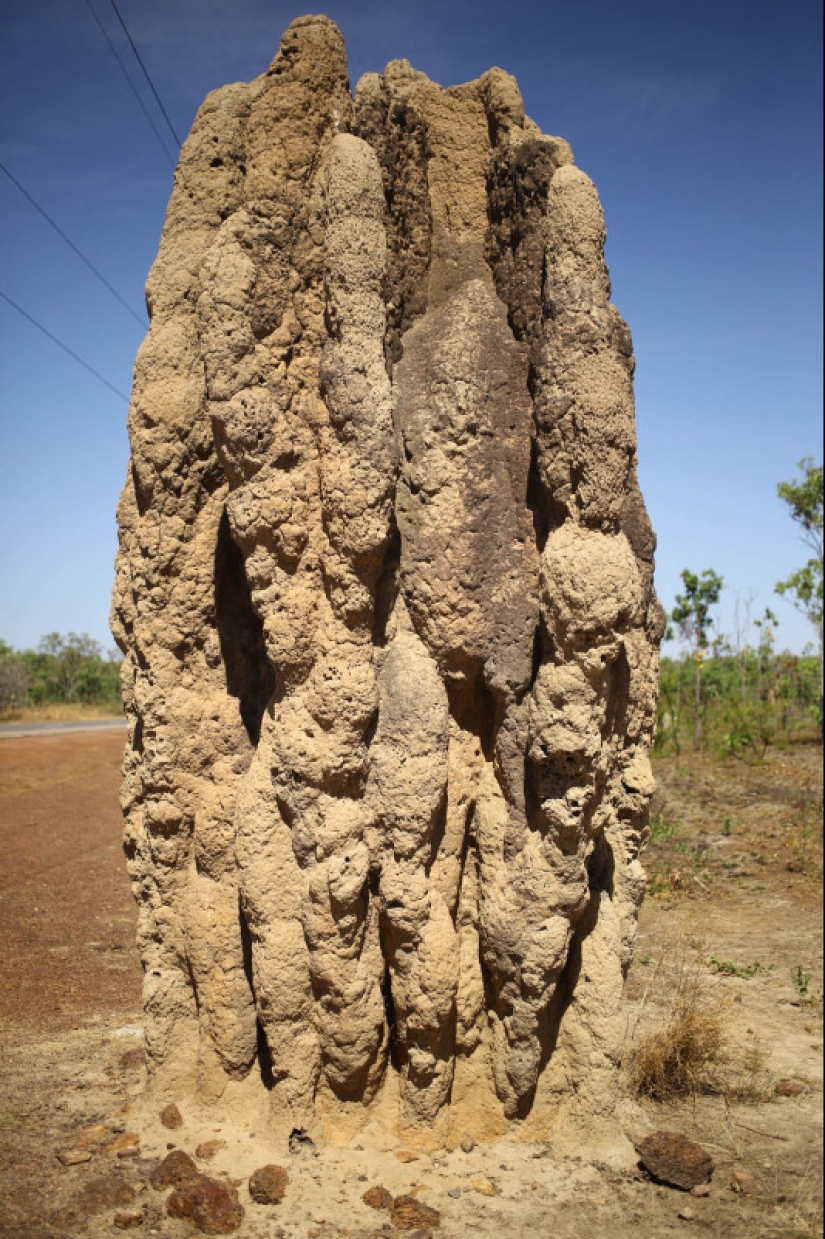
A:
[[625, 936, 725, 1101], [624, 935, 777, 1104], [1, 702, 123, 723]]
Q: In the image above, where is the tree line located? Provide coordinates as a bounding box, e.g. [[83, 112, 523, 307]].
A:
[[0, 633, 123, 713], [659, 459, 823, 756]]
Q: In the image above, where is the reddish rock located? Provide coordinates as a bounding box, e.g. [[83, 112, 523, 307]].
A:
[[362, 1185, 393, 1210], [150, 1148, 199, 1190], [114, 1210, 145, 1229], [196, 1139, 227, 1160], [390, 1194, 441, 1230], [167, 1173, 244, 1234], [160, 1103, 183, 1129], [248, 1164, 289, 1204], [774, 1078, 806, 1097], [637, 1131, 714, 1191]]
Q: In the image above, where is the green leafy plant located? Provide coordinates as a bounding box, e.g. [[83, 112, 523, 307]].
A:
[[782, 966, 817, 1006], [649, 812, 679, 844], [708, 954, 772, 979]]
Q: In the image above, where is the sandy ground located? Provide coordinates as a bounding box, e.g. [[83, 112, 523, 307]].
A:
[[0, 731, 821, 1239]]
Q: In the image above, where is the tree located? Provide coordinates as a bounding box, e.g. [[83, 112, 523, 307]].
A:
[[671, 568, 724, 751], [776, 458, 823, 729], [775, 458, 823, 654], [0, 648, 28, 713], [37, 632, 103, 704]]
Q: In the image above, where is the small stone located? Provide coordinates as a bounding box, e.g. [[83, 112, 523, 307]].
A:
[[677, 1205, 695, 1221], [470, 1176, 497, 1197], [730, 1170, 758, 1196], [76, 1122, 111, 1147], [105, 1132, 141, 1156], [362, 1185, 393, 1210], [396, 1150, 421, 1163], [196, 1139, 227, 1160], [150, 1149, 199, 1191], [690, 1183, 711, 1198], [447, 1188, 460, 1199], [637, 1132, 714, 1191], [249, 1164, 289, 1205], [459, 1138, 474, 1154], [390, 1195, 441, 1230], [774, 1078, 806, 1097], [160, 1103, 183, 1129], [167, 1173, 244, 1233], [57, 1149, 93, 1166], [114, 1211, 145, 1229], [117, 1146, 141, 1159]]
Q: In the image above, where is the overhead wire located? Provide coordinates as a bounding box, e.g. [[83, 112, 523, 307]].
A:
[[0, 289, 129, 402], [0, 161, 146, 328], [84, 0, 177, 168], [108, 0, 183, 150]]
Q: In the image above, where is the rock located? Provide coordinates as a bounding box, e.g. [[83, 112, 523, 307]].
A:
[[167, 1173, 244, 1233], [390, 1195, 441, 1230], [470, 1176, 498, 1197], [774, 1078, 806, 1097], [114, 1211, 145, 1229], [160, 1103, 183, 1128], [105, 1132, 141, 1156], [459, 1139, 475, 1154], [395, 1150, 420, 1163], [362, 1185, 394, 1210], [730, 1170, 759, 1195], [447, 1188, 461, 1199], [248, 1165, 289, 1205], [113, 13, 660, 1137], [57, 1149, 92, 1166], [74, 1175, 137, 1214], [690, 1183, 711, 1198], [637, 1132, 714, 1191], [196, 1139, 226, 1160], [677, 1205, 695, 1221], [150, 1149, 199, 1191]]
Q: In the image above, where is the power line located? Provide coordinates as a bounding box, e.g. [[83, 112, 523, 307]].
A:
[[109, 0, 183, 151], [0, 289, 129, 402], [84, 0, 176, 168], [0, 161, 146, 328]]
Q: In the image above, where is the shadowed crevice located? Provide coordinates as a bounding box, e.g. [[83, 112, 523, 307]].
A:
[[214, 509, 276, 745]]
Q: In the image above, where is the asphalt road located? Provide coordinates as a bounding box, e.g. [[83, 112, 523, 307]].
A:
[[0, 717, 127, 739]]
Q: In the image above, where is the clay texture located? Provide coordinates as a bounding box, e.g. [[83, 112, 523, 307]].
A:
[[112, 15, 663, 1144]]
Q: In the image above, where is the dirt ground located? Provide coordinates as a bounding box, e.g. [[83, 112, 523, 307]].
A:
[[0, 730, 821, 1239]]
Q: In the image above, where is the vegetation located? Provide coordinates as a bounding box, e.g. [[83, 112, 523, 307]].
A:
[[0, 634, 122, 716]]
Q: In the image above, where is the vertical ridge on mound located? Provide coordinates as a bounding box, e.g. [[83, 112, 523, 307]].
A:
[[112, 14, 664, 1143]]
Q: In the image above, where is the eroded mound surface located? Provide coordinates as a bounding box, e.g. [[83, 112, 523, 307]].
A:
[[111, 14, 663, 1144]]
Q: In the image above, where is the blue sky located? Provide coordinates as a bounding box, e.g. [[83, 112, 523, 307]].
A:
[[1, 0, 822, 656]]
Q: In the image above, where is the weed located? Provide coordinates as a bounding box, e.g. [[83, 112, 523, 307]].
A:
[[649, 812, 679, 844], [721, 814, 736, 836], [708, 954, 772, 979], [790, 965, 821, 1007]]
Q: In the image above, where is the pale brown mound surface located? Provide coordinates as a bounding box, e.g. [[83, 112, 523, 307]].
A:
[[111, 13, 662, 1147]]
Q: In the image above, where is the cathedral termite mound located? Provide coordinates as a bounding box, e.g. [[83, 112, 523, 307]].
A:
[[112, 13, 664, 1150]]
